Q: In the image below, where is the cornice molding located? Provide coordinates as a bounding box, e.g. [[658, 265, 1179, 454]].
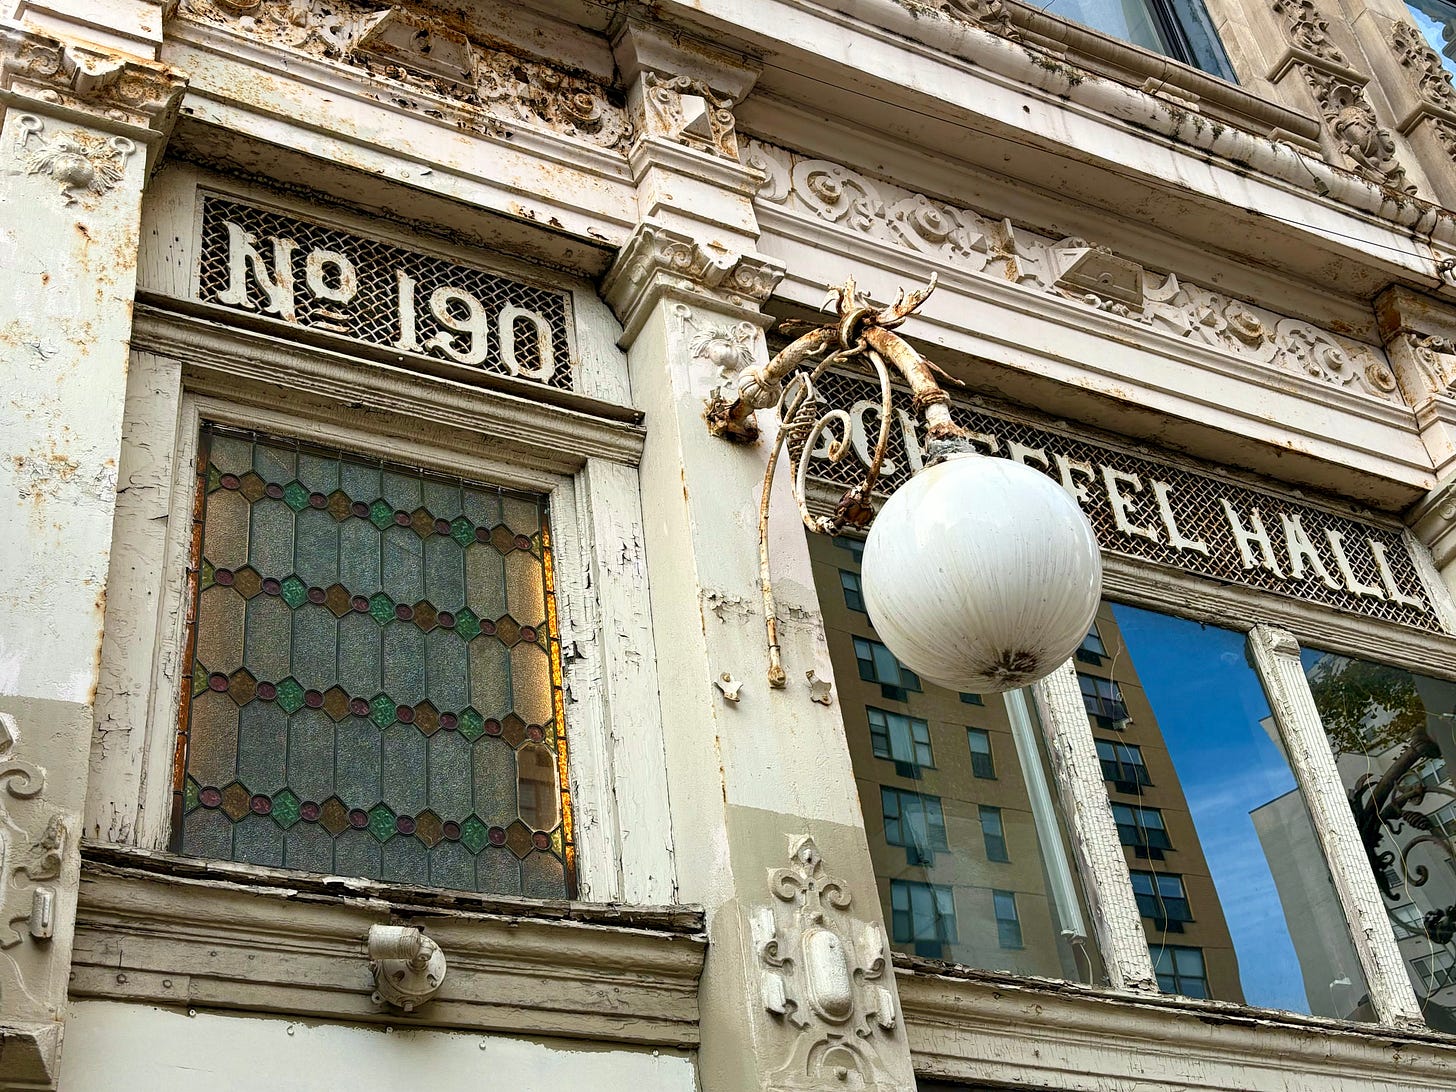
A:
[[73, 848, 706, 1045], [897, 961, 1456, 1090]]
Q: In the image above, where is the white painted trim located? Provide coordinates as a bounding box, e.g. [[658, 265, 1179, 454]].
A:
[[72, 855, 704, 1045], [92, 359, 672, 902], [1245, 625, 1426, 1029], [1029, 661, 1158, 993], [898, 963, 1456, 1090]]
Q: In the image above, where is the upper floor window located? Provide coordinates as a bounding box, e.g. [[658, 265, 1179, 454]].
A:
[[1052, 0, 1236, 80], [967, 728, 997, 779], [891, 879, 958, 957], [1112, 802, 1171, 855], [177, 425, 573, 897], [1130, 870, 1192, 926], [1097, 739, 1151, 790], [840, 569, 866, 613], [1077, 624, 1108, 665], [854, 636, 923, 700], [882, 787, 949, 865], [868, 707, 935, 772], [1079, 673, 1129, 728], [979, 804, 1010, 862], [993, 890, 1024, 949], [1151, 944, 1209, 998]]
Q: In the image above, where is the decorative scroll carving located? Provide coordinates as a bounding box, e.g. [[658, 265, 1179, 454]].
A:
[[1392, 20, 1456, 111], [742, 138, 1402, 403], [752, 836, 900, 1090], [635, 71, 738, 160], [1303, 69, 1415, 193], [14, 114, 135, 204], [1271, 0, 1349, 64], [177, 0, 628, 149], [613, 221, 783, 308], [0, 711, 63, 1010]]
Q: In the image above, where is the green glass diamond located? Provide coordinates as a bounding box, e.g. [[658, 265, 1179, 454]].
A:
[[458, 708, 484, 740], [454, 608, 480, 641], [200, 558, 216, 590], [551, 826, 564, 855], [206, 464, 223, 493], [368, 593, 395, 626], [450, 517, 474, 547], [275, 677, 305, 714], [272, 788, 301, 829], [183, 777, 201, 813], [280, 575, 308, 609], [369, 694, 397, 728], [282, 480, 310, 512], [369, 499, 394, 530], [191, 662, 209, 695], [367, 803, 397, 843], [460, 815, 489, 853]]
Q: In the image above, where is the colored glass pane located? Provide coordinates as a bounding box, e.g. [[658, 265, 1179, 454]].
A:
[[176, 425, 573, 898]]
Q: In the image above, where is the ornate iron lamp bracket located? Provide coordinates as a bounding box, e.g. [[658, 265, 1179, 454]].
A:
[[704, 274, 971, 688]]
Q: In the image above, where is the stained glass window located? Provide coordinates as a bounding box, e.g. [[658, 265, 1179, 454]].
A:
[[173, 425, 574, 898]]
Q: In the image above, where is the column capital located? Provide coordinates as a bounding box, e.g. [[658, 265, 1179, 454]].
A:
[[1, 24, 186, 169], [603, 218, 786, 346]]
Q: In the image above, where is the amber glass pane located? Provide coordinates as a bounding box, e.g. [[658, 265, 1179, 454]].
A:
[[176, 425, 574, 897]]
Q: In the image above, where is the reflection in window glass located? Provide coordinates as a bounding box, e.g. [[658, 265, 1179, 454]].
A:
[[1302, 649, 1456, 1031], [811, 532, 1101, 982], [1048, 0, 1236, 79], [1102, 602, 1371, 1018]]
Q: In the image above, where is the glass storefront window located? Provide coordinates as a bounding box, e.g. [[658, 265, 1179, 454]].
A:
[[1099, 602, 1372, 1018], [1302, 649, 1456, 1031], [812, 532, 1102, 982]]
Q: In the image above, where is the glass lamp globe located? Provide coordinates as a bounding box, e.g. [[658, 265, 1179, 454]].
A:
[[860, 453, 1102, 694]]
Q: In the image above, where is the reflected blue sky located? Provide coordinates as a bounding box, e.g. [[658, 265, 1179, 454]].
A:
[[1111, 604, 1309, 1013]]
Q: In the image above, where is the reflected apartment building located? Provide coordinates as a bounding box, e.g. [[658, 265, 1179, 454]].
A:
[[811, 538, 1241, 997]]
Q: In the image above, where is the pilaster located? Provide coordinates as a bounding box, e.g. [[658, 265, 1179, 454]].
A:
[[1378, 285, 1456, 598], [603, 30, 917, 1091], [0, 25, 184, 1088]]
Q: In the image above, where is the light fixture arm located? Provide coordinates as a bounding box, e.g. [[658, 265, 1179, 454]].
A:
[[705, 274, 970, 688]]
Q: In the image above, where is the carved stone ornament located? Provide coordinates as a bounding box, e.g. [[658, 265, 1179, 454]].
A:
[[1392, 20, 1456, 111], [605, 220, 785, 334], [636, 71, 738, 160], [0, 711, 66, 1012], [14, 114, 135, 204], [741, 137, 1403, 403], [1389, 330, 1456, 403], [930, 0, 1017, 40], [177, 0, 628, 149], [1303, 69, 1416, 194], [676, 303, 761, 389], [1271, 0, 1349, 64], [752, 836, 900, 1091]]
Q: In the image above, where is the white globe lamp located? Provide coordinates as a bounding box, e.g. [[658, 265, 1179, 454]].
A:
[[860, 453, 1102, 694]]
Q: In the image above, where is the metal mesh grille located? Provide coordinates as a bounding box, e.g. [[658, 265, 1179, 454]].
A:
[[199, 195, 574, 390], [805, 367, 1440, 632]]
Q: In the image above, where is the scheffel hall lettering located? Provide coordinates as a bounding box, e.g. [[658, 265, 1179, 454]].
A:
[[815, 397, 1427, 611]]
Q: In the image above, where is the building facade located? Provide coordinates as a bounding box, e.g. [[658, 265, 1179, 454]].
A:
[[9, 0, 1456, 1088]]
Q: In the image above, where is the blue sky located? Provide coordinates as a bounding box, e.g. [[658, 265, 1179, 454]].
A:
[[1111, 604, 1315, 1013]]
